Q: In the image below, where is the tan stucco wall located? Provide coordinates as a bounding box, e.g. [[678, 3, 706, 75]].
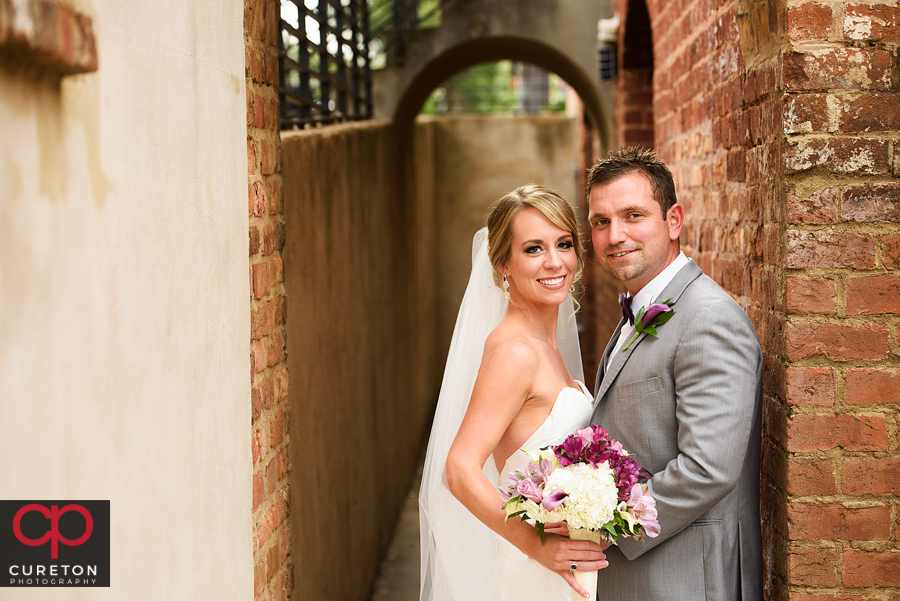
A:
[[0, 1, 251, 599], [281, 121, 441, 601], [418, 114, 581, 359]]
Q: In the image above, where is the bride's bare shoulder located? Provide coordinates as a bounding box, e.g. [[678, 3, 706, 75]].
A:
[[482, 322, 539, 372]]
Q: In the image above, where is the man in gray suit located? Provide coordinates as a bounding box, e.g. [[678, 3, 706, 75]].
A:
[[587, 147, 762, 599]]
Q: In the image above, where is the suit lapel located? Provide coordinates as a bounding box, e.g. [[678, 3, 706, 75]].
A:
[[593, 261, 704, 409]]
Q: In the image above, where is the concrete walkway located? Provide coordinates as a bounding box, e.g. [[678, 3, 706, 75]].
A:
[[370, 461, 423, 601]]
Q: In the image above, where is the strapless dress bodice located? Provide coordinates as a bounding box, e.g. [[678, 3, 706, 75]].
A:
[[491, 381, 594, 601], [498, 381, 594, 485]]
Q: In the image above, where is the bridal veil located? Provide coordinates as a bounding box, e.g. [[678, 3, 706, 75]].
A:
[[419, 227, 583, 601]]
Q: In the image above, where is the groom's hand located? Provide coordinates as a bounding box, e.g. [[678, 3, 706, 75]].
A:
[[527, 532, 608, 598]]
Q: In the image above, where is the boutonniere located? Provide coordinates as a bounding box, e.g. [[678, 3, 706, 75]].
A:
[[622, 298, 675, 351]]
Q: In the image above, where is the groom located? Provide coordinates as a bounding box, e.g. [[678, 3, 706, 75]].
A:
[[587, 148, 762, 600]]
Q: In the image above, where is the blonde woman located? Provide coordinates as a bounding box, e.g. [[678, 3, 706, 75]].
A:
[[419, 186, 607, 601]]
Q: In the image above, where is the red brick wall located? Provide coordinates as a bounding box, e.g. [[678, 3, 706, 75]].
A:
[[245, 1, 292, 600], [616, 0, 655, 149], [621, 0, 900, 599], [777, 1, 900, 598]]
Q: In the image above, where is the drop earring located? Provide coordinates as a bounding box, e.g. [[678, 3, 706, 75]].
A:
[[569, 284, 575, 294], [502, 276, 511, 301]]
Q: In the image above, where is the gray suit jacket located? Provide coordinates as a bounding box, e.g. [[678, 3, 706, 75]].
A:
[[592, 261, 762, 601]]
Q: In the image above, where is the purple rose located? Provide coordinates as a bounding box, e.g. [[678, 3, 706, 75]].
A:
[[515, 478, 544, 503]]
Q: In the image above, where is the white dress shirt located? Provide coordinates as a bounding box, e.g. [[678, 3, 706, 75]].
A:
[[606, 251, 692, 368]]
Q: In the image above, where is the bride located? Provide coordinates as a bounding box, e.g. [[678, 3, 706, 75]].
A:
[[419, 185, 607, 601]]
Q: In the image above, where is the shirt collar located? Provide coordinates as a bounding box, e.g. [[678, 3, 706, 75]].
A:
[[628, 251, 690, 313]]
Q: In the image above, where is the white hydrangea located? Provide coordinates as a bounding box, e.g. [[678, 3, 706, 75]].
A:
[[546, 462, 619, 530]]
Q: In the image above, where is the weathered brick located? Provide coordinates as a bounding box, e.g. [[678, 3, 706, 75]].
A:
[[260, 139, 275, 175], [787, 456, 836, 496], [787, 187, 838, 223], [786, 277, 835, 315], [271, 256, 284, 284], [269, 408, 284, 448], [782, 48, 893, 91], [250, 181, 267, 217], [884, 233, 900, 269], [253, 470, 265, 510], [842, 457, 900, 495], [277, 446, 290, 480], [845, 368, 900, 405], [249, 225, 260, 256], [788, 546, 839, 587], [253, 343, 267, 373], [266, 331, 283, 367], [259, 375, 275, 411], [841, 182, 900, 223], [267, 177, 283, 215], [252, 384, 263, 421], [788, 595, 884, 601], [839, 93, 900, 133], [785, 230, 876, 269], [254, 559, 267, 599], [786, 413, 890, 451], [248, 138, 257, 175], [783, 93, 829, 134], [275, 368, 289, 401], [845, 4, 900, 43], [847, 275, 900, 314], [784, 138, 891, 175], [263, 223, 276, 256], [726, 149, 746, 182], [785, 322, 889, 362], [251, 261, 271, 299], [787, 3, 832, 42], [787, 503, 890, 540], [266, 533, 281, 579], [274, 220, 285, 250], [844, 549, 900, 587], [785, 366, 836, 407], [255, 494, 288, 550], [251, 302, 269, 341]]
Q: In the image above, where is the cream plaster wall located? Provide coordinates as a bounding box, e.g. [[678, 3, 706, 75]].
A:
[[0, 1, 251, 598]]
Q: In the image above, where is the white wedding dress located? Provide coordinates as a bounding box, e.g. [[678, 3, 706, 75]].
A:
[[419, 228, 590, 601], [492, 382, 595, 601]]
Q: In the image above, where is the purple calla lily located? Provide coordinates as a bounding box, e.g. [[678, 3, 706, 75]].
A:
[[641, 303, 673, 329], [541, 488, 569, 511]]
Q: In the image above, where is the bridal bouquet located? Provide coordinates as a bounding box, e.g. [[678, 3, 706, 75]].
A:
[[500, 425, 660, 600], [499, 424, 660, 543]]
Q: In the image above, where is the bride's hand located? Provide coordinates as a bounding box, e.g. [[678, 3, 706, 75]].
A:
[[527, 533, 609, 598]]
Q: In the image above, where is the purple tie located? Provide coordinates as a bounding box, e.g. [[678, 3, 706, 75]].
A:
[[619, 292, 635, 327]]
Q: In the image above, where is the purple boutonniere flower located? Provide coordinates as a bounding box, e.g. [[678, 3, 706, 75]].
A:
[[622, 297, 676, 351]]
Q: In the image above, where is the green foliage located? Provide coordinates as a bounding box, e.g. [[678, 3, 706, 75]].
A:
[[421, 61, 518, 115], [421, 61, 572, 116]]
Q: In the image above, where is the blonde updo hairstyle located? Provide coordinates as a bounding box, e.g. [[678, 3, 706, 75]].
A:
[[486, 184, 584, 293]]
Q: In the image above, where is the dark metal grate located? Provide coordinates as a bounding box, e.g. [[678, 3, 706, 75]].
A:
[[279, 0, 373, 128]]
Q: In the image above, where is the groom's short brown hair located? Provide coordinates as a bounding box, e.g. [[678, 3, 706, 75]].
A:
[[586, 147, 678, 219]]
